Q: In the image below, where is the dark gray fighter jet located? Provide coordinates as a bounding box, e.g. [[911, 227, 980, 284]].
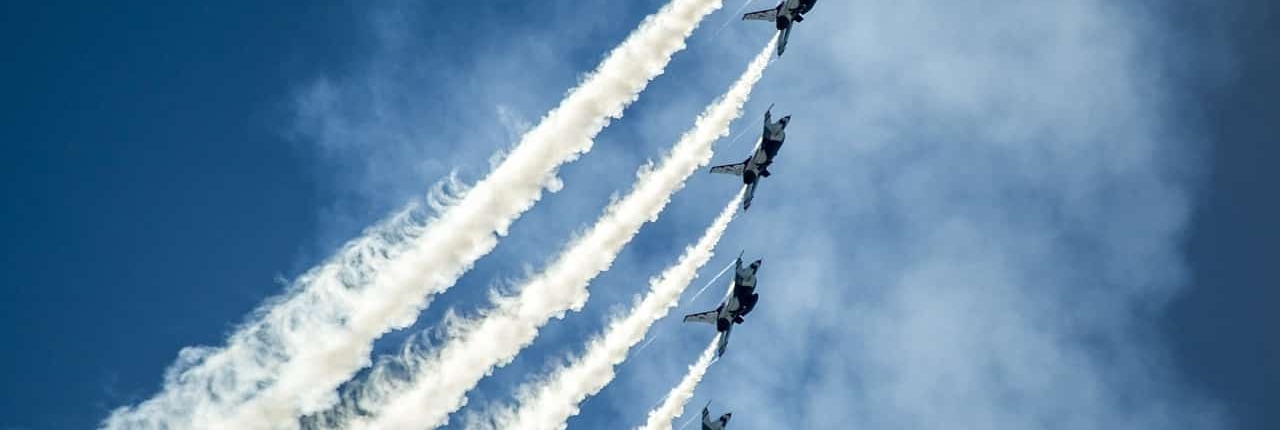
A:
[[683, 254, 761, 357], [701, 402, 733, 430], [709, 106, 789, 211], [743, 0, 818, 56]]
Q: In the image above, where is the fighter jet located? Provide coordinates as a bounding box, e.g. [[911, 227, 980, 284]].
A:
[[709, 106, 789, 211], [742, 0, 818, 56], [683, 254, 761, 357], [701, 402, 733, 430]]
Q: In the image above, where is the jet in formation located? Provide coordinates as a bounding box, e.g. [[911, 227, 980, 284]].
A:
[[709, 106, 789, 211], [683, 253, 761, 357], [701, 402, 733, 430], [673, 6, 822, 423], [742, 0, 818, 56]]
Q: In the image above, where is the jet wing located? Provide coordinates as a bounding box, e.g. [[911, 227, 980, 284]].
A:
[[709, 161, 747, 176], [683, 310, 719, 325], [742, 7, 779, 21]]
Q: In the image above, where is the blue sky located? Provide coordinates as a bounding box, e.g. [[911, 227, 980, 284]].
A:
[[1, 1, 1275, 429]]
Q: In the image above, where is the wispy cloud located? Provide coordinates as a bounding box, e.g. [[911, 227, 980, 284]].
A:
[[609, 1, 1224, 428]]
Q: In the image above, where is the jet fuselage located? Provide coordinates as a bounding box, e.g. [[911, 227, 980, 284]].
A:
[[773, 0, 818, 30], [703, 413, 733, 430], [741, 117, 789, 186], [714, 259, 761, 332], [702, 405, 733, 430]]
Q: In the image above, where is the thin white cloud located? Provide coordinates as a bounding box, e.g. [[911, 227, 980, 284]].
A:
[[609, 1, 1224, 429]]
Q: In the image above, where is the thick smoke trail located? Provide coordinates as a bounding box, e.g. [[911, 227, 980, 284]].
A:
[[99, 183, 459, 429], [101, 0, 723, 428], [318, 38, 777, 430], [469, 190, 744, 430], [638, 335, 721, 430]]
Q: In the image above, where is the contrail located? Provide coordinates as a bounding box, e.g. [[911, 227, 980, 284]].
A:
[[636, 332, 663, 353], [636, 257, 734, 355], [468, 190, 744, 430], [677, 413, 700, 430], [683, 258, 736, 305], [101, 0, 724, 428], [316, 37, 777, 430], [710, 0, 758, 41], [638, 335, 721, 430]]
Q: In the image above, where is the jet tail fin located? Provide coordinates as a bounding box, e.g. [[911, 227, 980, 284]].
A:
[[742, 182, 757, 211], [777, 26, 792, 56], [716, 326, 732, 357]]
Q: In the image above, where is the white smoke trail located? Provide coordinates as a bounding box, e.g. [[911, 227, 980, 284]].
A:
[[101, 0, 724, 428], [637, 257, 734, 355], [468, 190, 743, 430], [99, 179, 462, 430], [320, 36, 776, 430], [638, 335, 721, 430]]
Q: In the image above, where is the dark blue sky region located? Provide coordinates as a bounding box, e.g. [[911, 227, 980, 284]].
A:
[[0, 1, 1275, 429], [1, 3, 357, 427], [1164, 1, 1279, 429]]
